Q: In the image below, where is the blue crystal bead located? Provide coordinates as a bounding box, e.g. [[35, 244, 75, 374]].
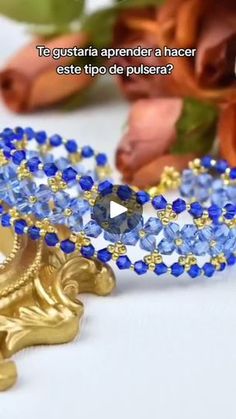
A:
[[117, 185, 132, 201], [144, 217, 162, 235], [158, 239, 175, 255], [172, 198, 186, 214], [140, 235, 156, 252], [219, 263, 226, 271], [35, 131, 47, 144], [189, 202, 203, 218], [203, 263, 215, 277], [1, 213, 11, 227], [12, 150, 26, 165], [134, 261, 148, 275], [65, 140, 78, 153], [188, 265, 201, 278], [24, 127, 35, 140], [152, 195, 167, 210], [227, 254, 236, 266], [28, 156, 41, 172], [79, 176, 94, 191], [84, 221, 102, 238], [81, 146, 94, 158], [45, 233, 59, 247], [224, 203, 236, 220], [49, 134, 62, 147], [154, 263, 168, 276], [122, 227, 140, 246], [230, 168, 236, 180], [14, 219, 27, 235], [215, 159, 228, 174], [97, 249, 112, 263], [201, 156, 212, 168], [98, 180, 113, 196], [116, 256, 131, 270], [14, 127, 25, 140], [136, 191, 150, 205], [44, 163, 58, 177], [81, 245, 95, 258], [60, 240, 75, 254], [208, 204, 222, 220], [62, 167, 77, 183], [0, 205, 3, 214], [171, 263, 184, 277], [96, 153, 107, 166], [29, 226, 41, 240]]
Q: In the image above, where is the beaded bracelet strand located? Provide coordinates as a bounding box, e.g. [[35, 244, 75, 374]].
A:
[[0, 127, 236, 278]]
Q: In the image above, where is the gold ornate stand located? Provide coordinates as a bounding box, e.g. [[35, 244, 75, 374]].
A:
[[0, 227, 116, 391]]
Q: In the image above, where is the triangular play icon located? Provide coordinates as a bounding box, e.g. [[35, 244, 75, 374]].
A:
[[110, 201, 128, 219]]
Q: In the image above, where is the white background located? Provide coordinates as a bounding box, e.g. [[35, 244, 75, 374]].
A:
[[1, 2, 236, 418]]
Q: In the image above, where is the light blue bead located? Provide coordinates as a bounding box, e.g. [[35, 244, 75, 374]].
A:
[[84, 220, 102, 238], [54, 191, 70, 209], [140, 235, 156, 252], [193, 239, 209, 256], [34, 202, 52, 219], [181, 224, 197, 239], [164, 223, 180, 240], [158, 239, 175, 255], [122, 227, 140, 246], [55, 158, 70, 171], [36, 185, 52, 202], [144, 217, 162, 235], [104, 231, 119, 243]]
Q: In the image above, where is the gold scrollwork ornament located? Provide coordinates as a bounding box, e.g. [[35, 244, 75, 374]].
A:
[[0, 227, 116, 391]]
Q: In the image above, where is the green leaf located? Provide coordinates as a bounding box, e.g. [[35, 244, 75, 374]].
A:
[[82, 8, 118, 49], [0, 0, 85, 25], [115, 0, 165, 7], [171, 98, 218, 155]]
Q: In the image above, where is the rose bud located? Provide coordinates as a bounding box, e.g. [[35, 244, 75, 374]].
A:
[[0, 33, 94, 113]]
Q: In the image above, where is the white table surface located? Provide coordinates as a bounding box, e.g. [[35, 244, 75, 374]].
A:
[[1, 3, 236, 419]]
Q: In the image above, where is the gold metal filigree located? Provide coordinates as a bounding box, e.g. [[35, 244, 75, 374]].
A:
[[0, 227, 116, 391]]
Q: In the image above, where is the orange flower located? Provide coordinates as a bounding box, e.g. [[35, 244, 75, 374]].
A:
[[0, 33, 95, 113]]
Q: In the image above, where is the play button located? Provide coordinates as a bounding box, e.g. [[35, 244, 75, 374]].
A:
[[92, 184, 143, 235], [110, 201, 127, 219]]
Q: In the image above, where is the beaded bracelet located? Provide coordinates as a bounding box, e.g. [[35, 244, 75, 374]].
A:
[[0, 127, 236, 278]]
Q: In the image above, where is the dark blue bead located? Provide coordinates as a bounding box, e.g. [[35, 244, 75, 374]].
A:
[[12, 150, 26, 165], [188, 264, 201, 278], [81, 146, 94, 158], [29, 226, 41, 240], [98, 181, 113, 196], [28, 156, 41, 172], [117, 185, 132, 201], [0, 205, 3, 214], [215, 159, 228, 174], [116, 256, 131, 270], [172, 198, 186, 214], [97, 248, 112, 263], [24, 127, 35, 140], [96, 153, 107, 166], [1, 214, 11, 227], [134, 261, 148, 275], [154, 263, 168, 276], [60, 240, 75, 254], [62, 167, 77, 183], [81, 244, 95, 258], [224, 203, 236, 220], [45, 233, 59, 247], [171, 263, 184, 277], [14, 219, 27, 235], [219, 262, 226, 272], [136, 191, 150, 205], [3, 148, 11, 158], [230, 168, 236, 180], [203, 262, 215, 277], [189, 202, 203, 218], [208, 204, 222, 220], [44, 163, 58, 177], [227, 254, 236, 266], [152, 195, 167, 210], [65, 140, 78, 153], [1, 128, 15, 140], [49, 134, 62, 147], [14, 127, 25, 140], [35, 131, 47, 145], [201, 156, 212, 168], [79, 176, 94, 191]]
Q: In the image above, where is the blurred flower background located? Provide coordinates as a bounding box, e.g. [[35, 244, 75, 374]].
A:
[[0, 0, 235, 187]]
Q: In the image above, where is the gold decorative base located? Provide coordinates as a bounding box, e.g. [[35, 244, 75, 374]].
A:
[[0, 227, 116, 391]]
